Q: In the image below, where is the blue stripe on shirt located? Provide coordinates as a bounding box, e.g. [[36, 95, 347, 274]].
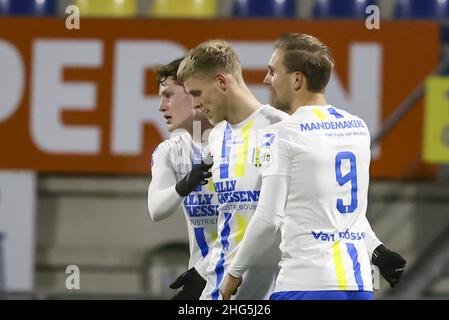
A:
[[346, 242, 364, 290], [220, 124, 232, 179], [211, 212, 232, 300], [194, 227, 209, 258]]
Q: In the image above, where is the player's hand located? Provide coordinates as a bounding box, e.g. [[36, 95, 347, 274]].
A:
[[220, 273, 242, 300], [372, 244, 406, 288], [170, 267, 206, 300], [175, 157, 213, 197]]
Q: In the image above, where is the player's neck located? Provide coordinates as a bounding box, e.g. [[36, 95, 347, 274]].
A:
[[226, 85, 261, 125], [290, 92, 328, 114]]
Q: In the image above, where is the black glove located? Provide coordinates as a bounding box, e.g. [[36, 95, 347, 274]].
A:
[[170, 267, 206, 300], [372, 244, 406, 288], [175, 160, 213, 197]]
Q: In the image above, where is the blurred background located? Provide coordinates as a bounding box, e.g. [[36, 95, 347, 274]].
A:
[[0, 0, 448, 300]]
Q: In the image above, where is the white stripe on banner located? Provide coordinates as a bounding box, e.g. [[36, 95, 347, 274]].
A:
[[0, 171, 36, 291]]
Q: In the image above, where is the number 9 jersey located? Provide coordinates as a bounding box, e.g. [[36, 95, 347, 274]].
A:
[[261, 105, 373, 292]]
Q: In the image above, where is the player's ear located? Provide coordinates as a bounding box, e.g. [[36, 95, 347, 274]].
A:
[[293, 72, 304, 91], [216, 73, 228, 91]]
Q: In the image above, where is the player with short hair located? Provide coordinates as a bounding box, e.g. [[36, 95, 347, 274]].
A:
[[148, 57, 216, 299], [178, 40, 288, 300], [220, 33, 406, 300]]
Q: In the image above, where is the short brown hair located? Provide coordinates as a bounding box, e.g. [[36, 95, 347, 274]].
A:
[[155, 57, 184, 86], [177, 40, 242, 83], [275, 33, 334, 92]]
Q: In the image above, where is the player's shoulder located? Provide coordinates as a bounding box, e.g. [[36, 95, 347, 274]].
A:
[[267, 110, 296, 132], [328, 105, 370, 130], [212, 120, 228, 132], [330, 105, 365, 121], [258, 104, 289, 125], [292, 105, 366, 122], [326, 105, 365, 123], [263, 117, 298, 146], [153, 131, 191, 156], [209, 120, 228, 137]]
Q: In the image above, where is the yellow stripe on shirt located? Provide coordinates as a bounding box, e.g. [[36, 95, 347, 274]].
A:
[[211, 230, 218, 243], [332, 240, 348, 290], [208, 178, 215, 192], [312, 108, 326, 120], [235, 121, 253, 177]]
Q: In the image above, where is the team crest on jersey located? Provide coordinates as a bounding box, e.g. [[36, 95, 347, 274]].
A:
[[261, 133, 275, 147], [260, 132, 275, 169]]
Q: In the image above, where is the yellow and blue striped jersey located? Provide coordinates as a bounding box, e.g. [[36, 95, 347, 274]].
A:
[[201, 105, 288, 300]]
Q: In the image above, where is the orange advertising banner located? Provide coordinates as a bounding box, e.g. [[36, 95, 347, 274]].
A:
[[0, 19, 439, 177]]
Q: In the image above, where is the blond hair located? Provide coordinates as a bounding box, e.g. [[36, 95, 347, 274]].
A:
[[177, 40, 242, 83]]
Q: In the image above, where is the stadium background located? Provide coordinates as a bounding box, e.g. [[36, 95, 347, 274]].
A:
[[0, 0, 447, 300]]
